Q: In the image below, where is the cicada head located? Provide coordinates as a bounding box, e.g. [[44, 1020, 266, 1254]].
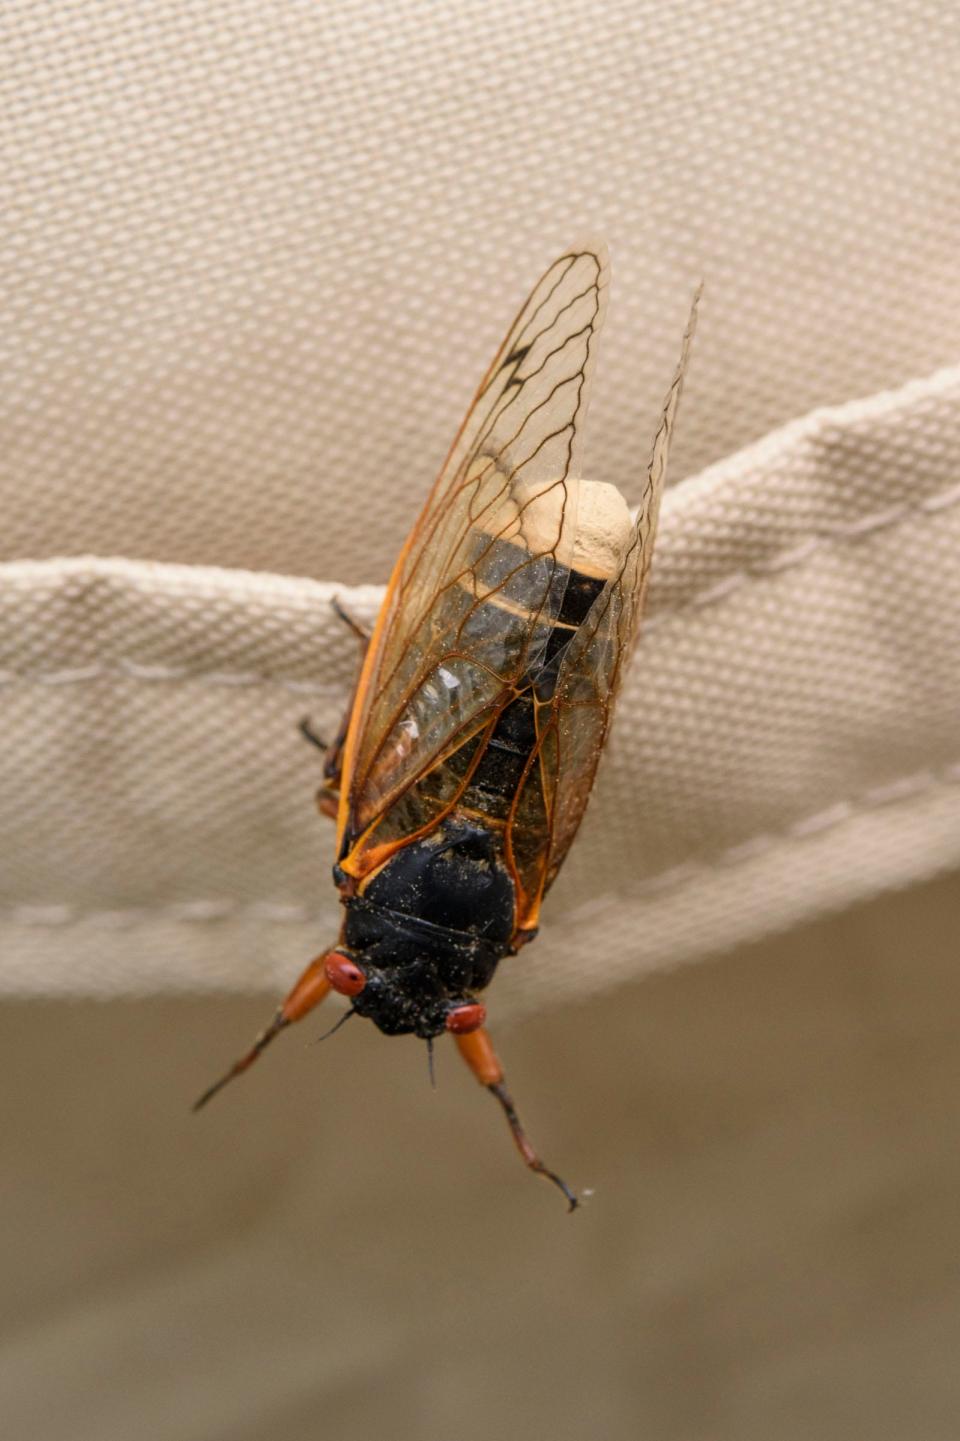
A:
[[323, 947, 486, 1040]]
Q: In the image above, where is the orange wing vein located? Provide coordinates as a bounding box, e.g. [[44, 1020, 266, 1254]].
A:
[[337, 246, 610, 880], [539, 285, 702, 903]]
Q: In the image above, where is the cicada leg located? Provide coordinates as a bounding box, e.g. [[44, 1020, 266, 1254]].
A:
[[301, 596, 372, 819], [453, 1027, 578, 1211], [329, 595, 371, 645], [192, 954, 335, 1110]]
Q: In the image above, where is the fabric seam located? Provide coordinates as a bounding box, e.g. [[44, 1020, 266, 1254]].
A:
[[6, 758, 960, 931], [3, 477, 959, 693], [643, 478, 960, 631], [0, 658, 332, 697]]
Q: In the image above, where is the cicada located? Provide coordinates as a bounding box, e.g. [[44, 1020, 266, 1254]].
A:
[[195, 246, 698, 1209]]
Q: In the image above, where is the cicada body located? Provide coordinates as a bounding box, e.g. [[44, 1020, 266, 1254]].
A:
[[196, 246, 699, 1209]]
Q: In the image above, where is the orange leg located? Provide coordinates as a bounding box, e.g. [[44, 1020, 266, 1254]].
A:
[[454, 1027, 578, 1211], [192, 955, 334, 1111]]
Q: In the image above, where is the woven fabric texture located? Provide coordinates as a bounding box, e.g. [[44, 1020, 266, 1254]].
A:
[[3, 361, 959, 1003], [3, 0, 960, 1005]]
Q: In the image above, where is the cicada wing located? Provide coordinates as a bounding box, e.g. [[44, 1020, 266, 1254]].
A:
[[534, 286, 702, 907], [337, 246, 610, 876]]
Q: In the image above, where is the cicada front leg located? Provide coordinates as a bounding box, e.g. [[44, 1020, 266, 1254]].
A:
[[454, 1026, 578, 1211], [301, 597, 371, 819], [193, 952, 336, 1110]]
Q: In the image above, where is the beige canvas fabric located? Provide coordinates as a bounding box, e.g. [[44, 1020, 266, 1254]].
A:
[[3, 361, 960, 1007], [3, 0, 960, 1009], [4, 2, 960, 1437]]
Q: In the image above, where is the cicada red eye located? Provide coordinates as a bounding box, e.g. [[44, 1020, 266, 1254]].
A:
[[445, 1003, 487, 1035], [323, 951, 367, 997]]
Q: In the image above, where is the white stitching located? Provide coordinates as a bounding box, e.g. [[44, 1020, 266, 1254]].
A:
[[0, 661, 335, 696], [6, 759, 960, 930], [644, 479, 960, 631], [618, 762, 960, 903], [6, 900, 327, 928]]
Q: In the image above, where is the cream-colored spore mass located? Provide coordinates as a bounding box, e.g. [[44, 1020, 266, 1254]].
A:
[[512, 478, 633, 580], [569, 480, 633, 580]]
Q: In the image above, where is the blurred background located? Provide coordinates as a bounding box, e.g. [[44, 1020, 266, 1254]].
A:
[[4, 871, 960, 1440], [3, 2, 960, 1437]]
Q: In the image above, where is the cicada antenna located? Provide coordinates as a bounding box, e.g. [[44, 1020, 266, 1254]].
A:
[[309, 1006, 356, 1045]]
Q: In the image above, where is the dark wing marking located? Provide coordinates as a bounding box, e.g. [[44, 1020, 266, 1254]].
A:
[[337, 246, 610, 877]]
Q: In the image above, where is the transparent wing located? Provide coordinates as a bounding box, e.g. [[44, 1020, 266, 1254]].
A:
[[524, 287, 701, 919], [337, 246, 610, 877]]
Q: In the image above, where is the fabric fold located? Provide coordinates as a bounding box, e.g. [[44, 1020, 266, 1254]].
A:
[[3, 364, 960, 1007]]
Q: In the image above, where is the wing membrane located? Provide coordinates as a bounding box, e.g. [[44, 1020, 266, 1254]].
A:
[[338, 246, 610, 875], [536, 287, 702, 905]]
